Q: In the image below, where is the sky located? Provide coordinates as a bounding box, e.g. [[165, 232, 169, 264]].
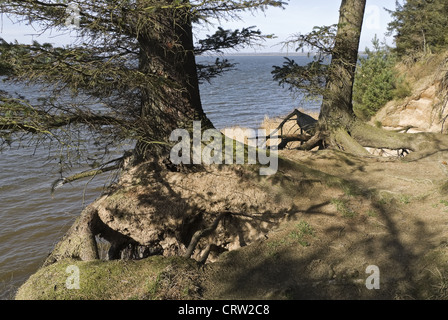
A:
[[0, 0, 398, 53]]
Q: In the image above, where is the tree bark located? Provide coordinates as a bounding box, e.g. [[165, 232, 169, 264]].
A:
[[43, 205, 100, 266], [295, 0, 369, 155], [307, 0, 448, 158], [318, 0, 366, 132], [134, 1, 213, 161]]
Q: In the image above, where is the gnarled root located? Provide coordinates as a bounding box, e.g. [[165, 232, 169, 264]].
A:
[[295, 120, 448, 159], [183, 212, 230, 261], [43, 205, 100, 266]]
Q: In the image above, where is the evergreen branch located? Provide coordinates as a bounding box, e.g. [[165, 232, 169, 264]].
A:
[[195, 26, 268, 54], [0, 114, 125, 134], [51, 163, 121, 194]]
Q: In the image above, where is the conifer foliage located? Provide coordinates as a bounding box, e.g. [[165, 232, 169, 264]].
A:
[[387, 0, 448, 56], [0, 0, 285, 169]]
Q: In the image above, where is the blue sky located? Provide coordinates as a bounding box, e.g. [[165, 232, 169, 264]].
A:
[[194, 0, 397, 52], [0, 0, 397, 52]]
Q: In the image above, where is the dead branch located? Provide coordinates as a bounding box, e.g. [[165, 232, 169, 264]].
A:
[[262, 109, 318, 150]]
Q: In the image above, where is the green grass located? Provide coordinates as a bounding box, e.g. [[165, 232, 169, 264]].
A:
[[15, 256, 201, 300], [436, 200, 448, 212], [366, 209, 378, 217], [398, 194, 411, 205], [288, 221, 316, 247], [331, 199, 358, 218], [266, 220, 317, 257]]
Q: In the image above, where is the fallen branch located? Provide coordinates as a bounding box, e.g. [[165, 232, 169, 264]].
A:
[[50, 155, 128, 194], [262, 109, 318, 150]]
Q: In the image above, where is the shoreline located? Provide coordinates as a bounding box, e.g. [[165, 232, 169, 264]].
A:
[[197, 52, 315, 57]]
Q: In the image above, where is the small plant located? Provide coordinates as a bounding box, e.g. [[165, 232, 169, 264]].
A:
[[439, 200, 448, 212], [267, 239, 288, 250], [428, 268, 448, 300], [288, 221, 316, 247], [266, 220, 316, 255], [392, 76, 412, 100], [398, 194, 411, 205], [147, 273, 162, 299], [331, 199, 358, 218], [367, 209, 377, 217]]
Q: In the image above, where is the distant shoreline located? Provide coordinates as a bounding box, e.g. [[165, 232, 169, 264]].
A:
[[197, 52, 315, 57], [197, 51, 367, 57]]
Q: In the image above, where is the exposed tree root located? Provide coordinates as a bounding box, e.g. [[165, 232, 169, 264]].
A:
[[278, 111, 448, 160], [183, 211, 230, 260], [43, 205, 100, 266]]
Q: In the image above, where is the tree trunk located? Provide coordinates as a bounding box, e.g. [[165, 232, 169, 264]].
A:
[[294, 0, 369, 155], [303, 0, 448, 158], [318, 0, 366, 130], [134, 1, 212, 161]]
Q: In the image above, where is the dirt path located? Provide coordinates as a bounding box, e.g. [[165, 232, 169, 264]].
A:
[[200, 149, 448, 299]]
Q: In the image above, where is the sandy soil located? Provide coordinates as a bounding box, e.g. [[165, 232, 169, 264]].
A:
[[199, 148, 448, 300], [15, 123, 448, 300]]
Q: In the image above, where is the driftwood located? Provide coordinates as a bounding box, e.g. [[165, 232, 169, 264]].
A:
[[262, 109, 318, 150]]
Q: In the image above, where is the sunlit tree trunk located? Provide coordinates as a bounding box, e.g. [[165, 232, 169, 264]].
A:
[[318, 0, 366, 133], [311, 0, 448, 158]]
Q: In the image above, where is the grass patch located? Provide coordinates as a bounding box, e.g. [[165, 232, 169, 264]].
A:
[[288, 221, 316, 247], [436, 200, 448, 212], [15, 256, 201, 300], [366, 209, 378, 217], [331, 199, 358, 218], [375, 191, 412, 206], [266, 220, 317, 256], [414, 248, 448, 299], [398, 194, 411, 205]]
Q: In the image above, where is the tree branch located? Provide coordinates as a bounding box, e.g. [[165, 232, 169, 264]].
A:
[[0, 114, 124, 134]]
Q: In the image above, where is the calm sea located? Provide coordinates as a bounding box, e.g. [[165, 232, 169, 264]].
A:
[[0, 55, 318, 299], [198, 55, 320, 129]]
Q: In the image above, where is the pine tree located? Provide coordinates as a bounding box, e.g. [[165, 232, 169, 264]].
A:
[[387, 0, 448, 56], [0, 0, 284, 172], [272, 0, 448, 157], [353, 36, 397, 119]]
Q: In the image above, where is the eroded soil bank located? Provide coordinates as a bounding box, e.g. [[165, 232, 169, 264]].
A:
[[15, 147, 448, 300]]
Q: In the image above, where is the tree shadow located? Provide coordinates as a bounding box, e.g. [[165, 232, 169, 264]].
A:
[[199, 154, 442, 300], [90, 148, 444, 299], [93, 161, 303, 263]]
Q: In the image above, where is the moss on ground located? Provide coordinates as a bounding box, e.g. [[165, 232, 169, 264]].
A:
[[15, 256, 201, 300]]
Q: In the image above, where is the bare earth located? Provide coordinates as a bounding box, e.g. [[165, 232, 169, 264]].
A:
[[15, 145, 448, 300], [199, 148, 448, 300]]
